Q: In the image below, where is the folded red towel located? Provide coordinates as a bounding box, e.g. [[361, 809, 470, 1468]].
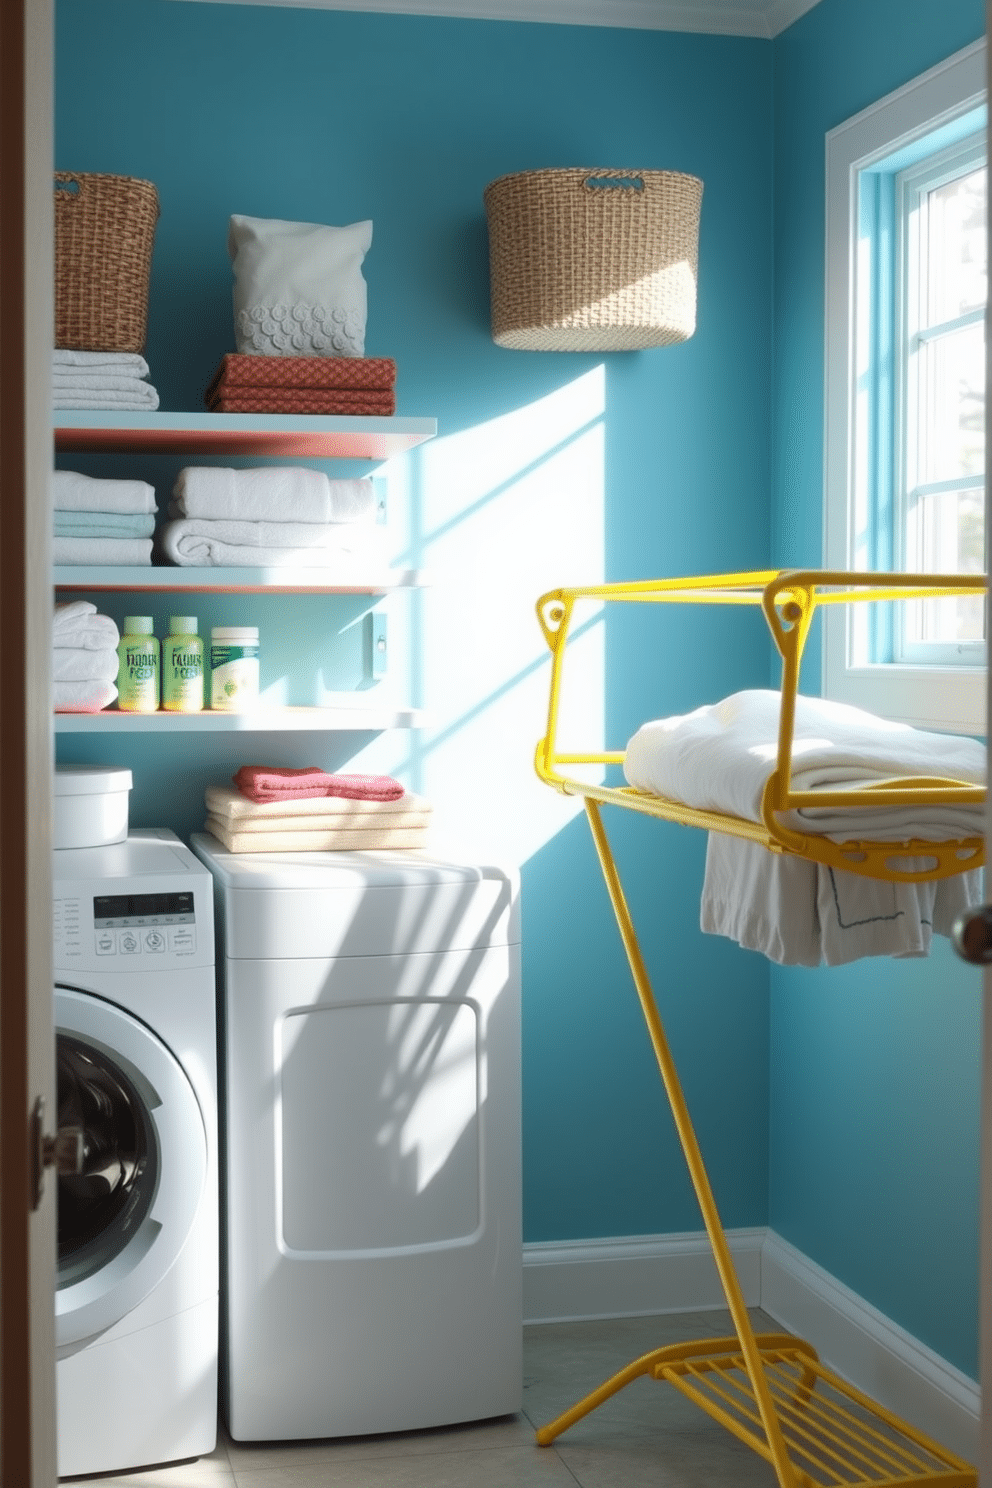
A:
[[204, 354, 397, 402], [233, 765, 406, 803]]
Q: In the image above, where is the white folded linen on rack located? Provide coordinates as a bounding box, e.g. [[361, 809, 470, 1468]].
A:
[[53, 470, 158, 515], [53, 601, 120, 649], [54, 350, 151, 375], [54, 511, 156, 539], [53, 536, 153, 566], [158, 519, 387, 569], [52, 646, 119, 683], [53, 679, 118, 713], [624, 689, 986, 836], [172, 467, 376, 525], [624, 689, 986, 966]]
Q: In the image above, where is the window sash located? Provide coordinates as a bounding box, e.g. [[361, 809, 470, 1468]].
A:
[[894, 135, 986, 666], [822, 38, 987, 734]]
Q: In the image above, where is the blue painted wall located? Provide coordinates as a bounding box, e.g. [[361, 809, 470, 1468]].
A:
[[55, 0, 774, 1243], [770, 0, 986, 1378]]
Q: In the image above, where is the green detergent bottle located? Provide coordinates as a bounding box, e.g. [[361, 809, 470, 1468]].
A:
[[117, 616, 160, 713], [162, 616, 205, 713]]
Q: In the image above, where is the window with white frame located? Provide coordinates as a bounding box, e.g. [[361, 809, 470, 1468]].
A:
[[823, 39, 987, 734]]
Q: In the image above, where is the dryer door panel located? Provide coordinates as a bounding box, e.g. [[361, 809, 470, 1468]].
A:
[[222, 943, 522, 1440], [55, 986, 208, 1349], [280, 995, 481, 1253]]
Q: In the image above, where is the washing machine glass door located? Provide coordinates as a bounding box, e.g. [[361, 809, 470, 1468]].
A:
[[54, 986, 207, 1349]]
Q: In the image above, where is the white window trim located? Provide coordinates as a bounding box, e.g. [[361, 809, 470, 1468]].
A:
[[822, 37, 987, 735], [894, 134, 986, 666]]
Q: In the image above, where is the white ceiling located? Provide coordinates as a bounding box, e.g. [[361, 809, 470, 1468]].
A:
[[180, 0, 824, 40]]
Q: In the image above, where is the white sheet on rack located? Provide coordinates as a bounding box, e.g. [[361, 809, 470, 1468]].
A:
[[623, 689, 986, 966]]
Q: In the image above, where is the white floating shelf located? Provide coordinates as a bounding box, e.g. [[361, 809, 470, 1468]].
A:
[[54, 704, 429, 733], [54, 411, 437, 459], [53, 566, 431, 594]]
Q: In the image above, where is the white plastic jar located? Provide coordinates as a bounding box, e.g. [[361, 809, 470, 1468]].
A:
[[210, 626, 260, 712]]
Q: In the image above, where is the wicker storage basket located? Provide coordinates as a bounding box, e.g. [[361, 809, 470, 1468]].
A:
[[54, 172, 160, 353], [483, 168, 703, 352]]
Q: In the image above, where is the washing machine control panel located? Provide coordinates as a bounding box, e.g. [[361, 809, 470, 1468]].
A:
[[54, 889, 205, 966]]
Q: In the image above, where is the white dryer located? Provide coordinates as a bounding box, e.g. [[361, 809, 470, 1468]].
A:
[[53, 829, 218, 1479], [190, 834, 522, 1442]]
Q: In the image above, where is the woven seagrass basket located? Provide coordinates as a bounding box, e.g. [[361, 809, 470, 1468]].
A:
[[483, 168, 703, 351], [54, 172, 160, 353]]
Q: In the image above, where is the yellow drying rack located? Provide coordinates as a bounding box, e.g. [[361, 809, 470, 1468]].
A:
[[533, 569, 986, 1488]]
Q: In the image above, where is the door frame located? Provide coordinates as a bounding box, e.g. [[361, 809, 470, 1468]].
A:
[[0, 0, 58, 1480]]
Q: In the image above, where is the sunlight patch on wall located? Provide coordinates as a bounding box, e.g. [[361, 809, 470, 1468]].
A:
[[345, 368, 607, 866]]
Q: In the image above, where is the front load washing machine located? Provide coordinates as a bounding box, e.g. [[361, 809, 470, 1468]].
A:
[[190, 834, 522, 1442], [53, 829, 218, 1479]]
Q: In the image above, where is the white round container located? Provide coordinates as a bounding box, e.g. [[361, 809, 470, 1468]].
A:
[[54, 765, 133, 849], [210, 626, 260, 713]]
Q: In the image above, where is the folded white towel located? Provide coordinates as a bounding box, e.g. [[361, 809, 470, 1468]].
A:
[[53, 470, 157, 515], [161, 514, 385, 550], [159, 519, 387, 569], [205, 782, 430, 824], [54, 511, 156, 539], [701, 834, 983, 967], [53, 536, 153, 565], [52, 645, 120, 683], [53, 371, 154, 391], [53, 602, 120, 649], [624, 689, 986, 839], [53, 385, 159, 411], [53, 678, 118, 713], [624, 689, 986, 966], [172, 467, 376, 524], [54, 349, 150, 375], [204, 817, 431, 854], [54, 599, 98, 629]]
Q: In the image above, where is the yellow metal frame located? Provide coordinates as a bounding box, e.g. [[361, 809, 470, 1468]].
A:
[[532, 570, 984, 1487], [536, 568, 986, 882]]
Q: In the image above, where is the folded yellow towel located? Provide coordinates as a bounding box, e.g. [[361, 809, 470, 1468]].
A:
[[205, 782, 431, 824], [209, 807, 432, 835], [204, 817, 432, 854]]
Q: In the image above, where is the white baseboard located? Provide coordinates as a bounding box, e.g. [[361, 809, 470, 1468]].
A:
[[522, 1227, 765, 1324], [760, 1231, 980, 1465], [523, 1226, 980, 1463]]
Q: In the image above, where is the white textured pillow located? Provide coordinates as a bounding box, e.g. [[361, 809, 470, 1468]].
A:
[[228, 214, 373, 357]]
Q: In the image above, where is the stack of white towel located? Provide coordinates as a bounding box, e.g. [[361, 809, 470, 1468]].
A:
[[53, 471, 157, 566], [623, 689, 986, 967], [159, 467, 388, 569], [53, 601, 120, 713], [54, 350, 159, 411]]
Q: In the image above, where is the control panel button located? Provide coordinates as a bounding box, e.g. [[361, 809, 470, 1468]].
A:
[[95, 931, 116, 956], [118, 930, 141, 956], [143, 929, 166, 954], [169, 926, 196, 955]]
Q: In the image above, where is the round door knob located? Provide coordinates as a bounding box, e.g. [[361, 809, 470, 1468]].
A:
[[952, 906, 992, 965]]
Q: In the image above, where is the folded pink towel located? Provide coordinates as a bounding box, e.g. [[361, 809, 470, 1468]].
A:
[[233, 765, 406, 803]]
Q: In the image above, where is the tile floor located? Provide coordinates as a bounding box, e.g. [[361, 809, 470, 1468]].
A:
[[67, 1308, 782, 1487]]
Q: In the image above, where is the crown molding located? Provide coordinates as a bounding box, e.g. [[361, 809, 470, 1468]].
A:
[[175, 0, 825, 41]]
